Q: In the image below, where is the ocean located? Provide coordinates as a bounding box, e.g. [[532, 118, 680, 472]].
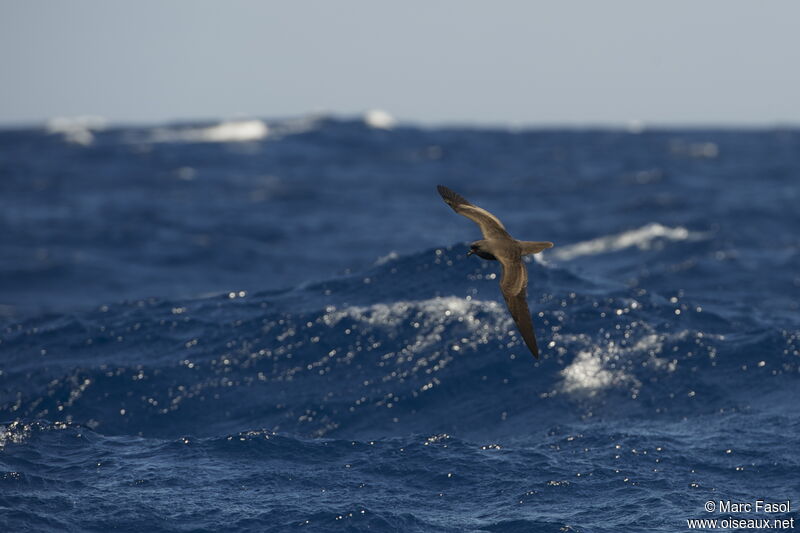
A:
[[1, 115, 798, 531]]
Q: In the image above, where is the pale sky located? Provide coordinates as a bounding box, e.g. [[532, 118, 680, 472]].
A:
[[1, 1, 799, 126]]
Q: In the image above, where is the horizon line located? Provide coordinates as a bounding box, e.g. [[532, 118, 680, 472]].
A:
[[1, 112, 799, 132]]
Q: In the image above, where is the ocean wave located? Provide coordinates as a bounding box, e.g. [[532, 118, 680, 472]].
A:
[[0, 419, 616, 531], [2, 244, 796, 442]]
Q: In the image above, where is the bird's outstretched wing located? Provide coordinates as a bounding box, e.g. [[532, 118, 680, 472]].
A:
[[498, 255, 539, 359], [437, 185, 511, 240]]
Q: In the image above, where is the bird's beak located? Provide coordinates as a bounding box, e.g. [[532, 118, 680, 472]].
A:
[[466, 250, 474, 256]]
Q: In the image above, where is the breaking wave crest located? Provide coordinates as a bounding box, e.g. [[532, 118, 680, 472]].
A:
[[148, 119, 269, 143], [549, 223, 705, 261]]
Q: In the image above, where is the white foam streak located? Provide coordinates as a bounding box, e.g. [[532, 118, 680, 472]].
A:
[[46, 115, 108, 146], [551, 223, 696, 261], [374, 251, 399, 266], [560, 349, 619, 394], [559, 340, 645, 396], [150, 119, 268, 143], [363, 109, 396, 129], [558, 329, 702, 395], [323, 297, 506, 353], [327, 297, 502, 328]]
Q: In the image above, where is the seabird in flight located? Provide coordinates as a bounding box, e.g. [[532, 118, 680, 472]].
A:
[[437, 185, 553, 359]]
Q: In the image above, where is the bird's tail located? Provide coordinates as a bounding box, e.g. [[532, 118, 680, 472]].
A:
[[519, 241, 554, 255]]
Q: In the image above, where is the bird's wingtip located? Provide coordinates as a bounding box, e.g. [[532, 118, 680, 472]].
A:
[[436, 185, 465, 206]]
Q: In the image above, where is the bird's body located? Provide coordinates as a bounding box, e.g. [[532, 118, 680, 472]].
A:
[[436, 185, 553, 359]]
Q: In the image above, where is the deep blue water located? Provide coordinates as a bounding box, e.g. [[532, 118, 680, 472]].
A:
[[1, 116, 799, 532]]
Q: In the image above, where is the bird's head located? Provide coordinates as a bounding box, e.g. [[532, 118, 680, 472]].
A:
[[468, 240, 494, 259]]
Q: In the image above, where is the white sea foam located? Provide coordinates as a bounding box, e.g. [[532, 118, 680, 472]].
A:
[[558, 328, 699, 395], [322, 296, 507, 353], [46, 115, 108, 146], [559, 338, 650, 396], [149, 119, 268, 143], [326, 296, 503, 329], [363, 109, 396, 130], [374, 251, 399, 265], [560, 348, 621, 394], [550, 223, 700, 261]]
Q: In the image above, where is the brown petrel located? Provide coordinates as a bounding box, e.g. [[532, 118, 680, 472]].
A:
[[437, 185, 553, 359]]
